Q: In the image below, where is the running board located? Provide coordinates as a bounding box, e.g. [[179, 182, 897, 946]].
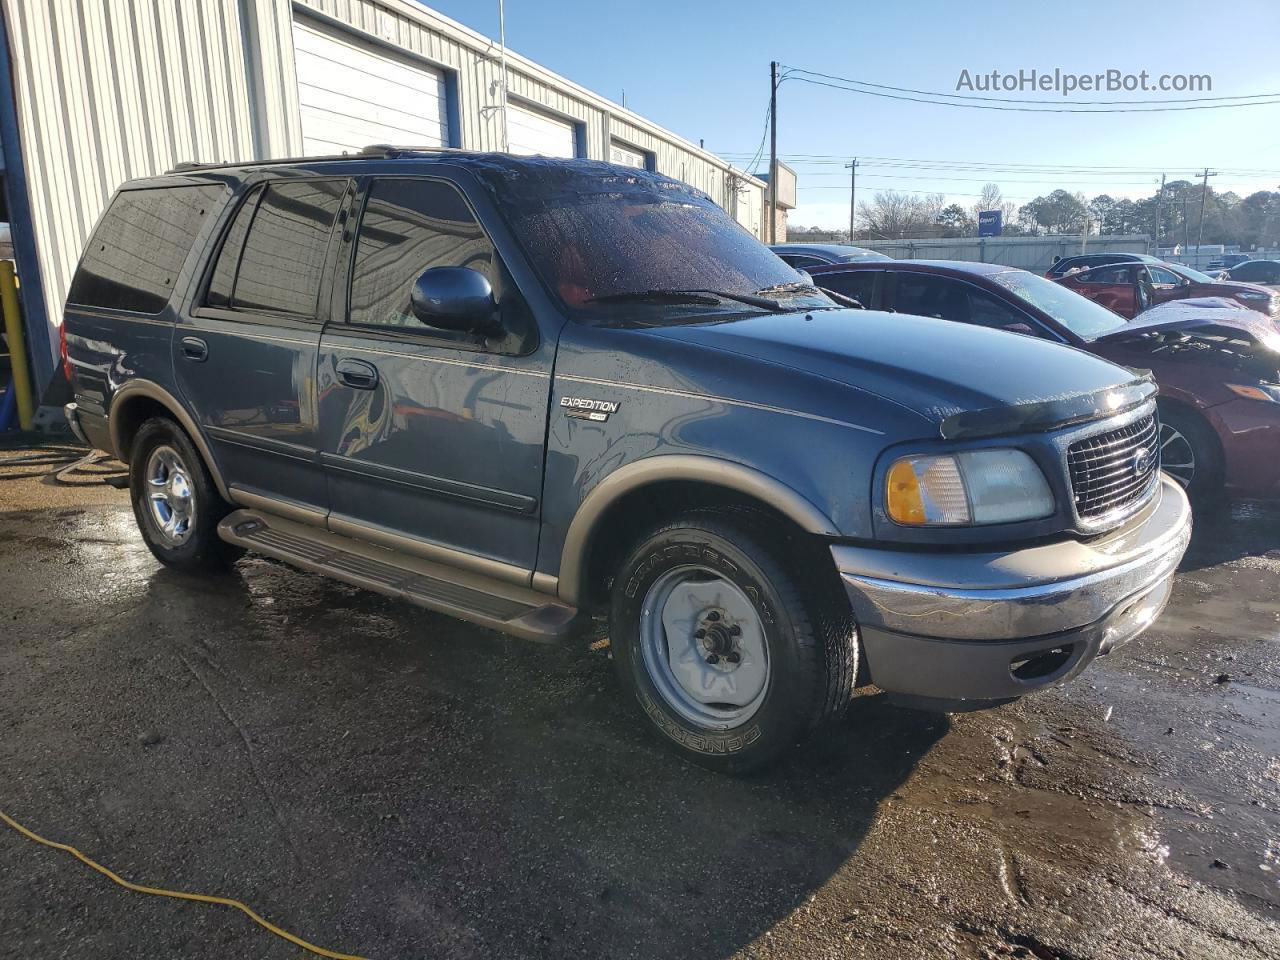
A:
[[216, 509, 578, 642]]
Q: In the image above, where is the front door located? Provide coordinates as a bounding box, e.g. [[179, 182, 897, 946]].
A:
[[316, 176, 553, 579], [175, 177, 349, 514], [1144, 265, 1187, 309]]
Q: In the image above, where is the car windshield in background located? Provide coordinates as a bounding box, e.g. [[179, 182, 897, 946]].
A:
[[992, 270, 1127, 340], [480, 162, 831, 320], [1168, 264, 1215, 284]]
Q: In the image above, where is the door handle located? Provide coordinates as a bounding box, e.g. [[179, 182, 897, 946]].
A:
[[336, 358, 379, 390], [181, 337, 208, 362]]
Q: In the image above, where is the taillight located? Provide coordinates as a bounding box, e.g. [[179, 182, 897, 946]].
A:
[[59, 322, 73, 385]]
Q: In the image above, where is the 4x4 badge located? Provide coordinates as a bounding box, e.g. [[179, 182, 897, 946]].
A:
[[560, 397, 620, 422]]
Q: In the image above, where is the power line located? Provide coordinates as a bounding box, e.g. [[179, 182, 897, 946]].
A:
[[779, 69, 1280, 113], [713, 152, 1280, 177], [782, 66, 1280, 107]]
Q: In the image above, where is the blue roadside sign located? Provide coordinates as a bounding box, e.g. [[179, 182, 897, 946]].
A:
[[978, 210, 1002, 237]]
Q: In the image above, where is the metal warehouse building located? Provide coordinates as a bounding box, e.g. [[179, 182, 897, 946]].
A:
[[0, 0, 764, 408]]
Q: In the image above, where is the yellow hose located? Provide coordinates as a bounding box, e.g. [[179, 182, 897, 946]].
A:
[[0, 260, 35, 430], [0, 807, 369, 960]]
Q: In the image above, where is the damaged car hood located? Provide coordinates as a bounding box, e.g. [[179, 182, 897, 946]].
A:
[[646, 308, 1152, 435]]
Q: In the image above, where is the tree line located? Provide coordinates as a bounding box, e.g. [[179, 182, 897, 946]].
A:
[[791, 181, 1280, 249]]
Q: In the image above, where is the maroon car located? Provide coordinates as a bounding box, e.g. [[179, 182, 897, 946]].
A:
[[809, 260, 1280, 500], [1054, 260, 1278, 319]]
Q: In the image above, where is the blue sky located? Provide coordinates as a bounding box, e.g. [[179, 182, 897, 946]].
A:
[[420, 0, 1280, 228]]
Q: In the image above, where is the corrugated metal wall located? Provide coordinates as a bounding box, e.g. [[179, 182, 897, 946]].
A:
[[1, 0, 299, 370], [2, 0, 763, 376]]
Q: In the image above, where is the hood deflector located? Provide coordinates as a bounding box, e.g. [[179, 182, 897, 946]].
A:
[[938, 376, 1157, 440]]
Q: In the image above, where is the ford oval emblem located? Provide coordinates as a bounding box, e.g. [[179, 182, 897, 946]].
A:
[[1132, 446, 1154, 475]]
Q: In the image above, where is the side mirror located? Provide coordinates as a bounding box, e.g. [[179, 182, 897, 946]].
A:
[[410, 267, 500, 335]]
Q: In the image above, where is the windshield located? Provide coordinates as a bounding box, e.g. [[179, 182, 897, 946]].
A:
[[476, 160, 831, 321], [1168, 264, 1215, 284], [992, 270, 1127, 341]]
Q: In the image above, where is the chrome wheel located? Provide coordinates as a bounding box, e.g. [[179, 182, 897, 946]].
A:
[[144, 445, 196, 546], [1159, 423, 1196, 488], [639, 566, 770, 730]]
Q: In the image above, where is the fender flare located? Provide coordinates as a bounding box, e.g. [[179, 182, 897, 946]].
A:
[[109, 380, 232, 501], [556, 455, 840, 606]]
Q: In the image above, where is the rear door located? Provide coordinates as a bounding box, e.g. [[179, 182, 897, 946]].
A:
[[316, 175, 552, 578], [175, 176, 350, 516]]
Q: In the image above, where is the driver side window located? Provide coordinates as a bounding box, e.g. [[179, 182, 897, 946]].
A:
[[1147, 266, 1181, 285], [349, 178, 497, 331]]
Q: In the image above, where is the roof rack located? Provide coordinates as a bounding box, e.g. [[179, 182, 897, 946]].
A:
[[165, 144, 475, 175]]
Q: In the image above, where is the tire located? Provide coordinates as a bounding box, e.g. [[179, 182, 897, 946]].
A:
[[608, 510, 858, 773], [128, 416, 243, 571], [1158, 403, 1224, 503]]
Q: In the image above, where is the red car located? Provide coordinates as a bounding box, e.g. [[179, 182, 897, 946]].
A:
[[1054, 260, 1278, 319], [809, 259, 1280, 500]]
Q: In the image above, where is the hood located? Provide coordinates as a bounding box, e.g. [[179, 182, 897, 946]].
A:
[[1113, 298, 1280, 342], [645, 308, 1150, 433]]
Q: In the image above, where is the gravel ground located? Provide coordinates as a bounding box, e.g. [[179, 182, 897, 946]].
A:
[[1, 453, 1277, 959]]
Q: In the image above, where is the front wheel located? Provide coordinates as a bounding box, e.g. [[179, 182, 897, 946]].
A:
[[1158, 405, 1223, 502], [609, 511, 858, 773]]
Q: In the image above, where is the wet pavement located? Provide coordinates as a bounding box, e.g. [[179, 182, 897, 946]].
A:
[[1, 457, 1278, 959]]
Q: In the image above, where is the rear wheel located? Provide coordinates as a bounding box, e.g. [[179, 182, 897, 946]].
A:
[[609, 511, 858, 773], [128, 417, 242, 571], [1159, 404, 1223, 502]]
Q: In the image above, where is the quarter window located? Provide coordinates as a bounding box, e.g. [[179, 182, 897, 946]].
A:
[[205, 179, 345, 317], [69, 184, 225, 314], [349, 178, 496, 330]]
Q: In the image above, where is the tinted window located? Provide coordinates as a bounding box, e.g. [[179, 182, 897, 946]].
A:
[[1078, 265, 1131, 284], [1147, 266, 1181, 285], [349, 178, 496, 330], [215, 179, 344, 316], [893, 274, 1027, 330], [779, 254, 828, 269], [69, 184, 224, 313], [816, 270, 877, 306], [205, 184, 264, 308]]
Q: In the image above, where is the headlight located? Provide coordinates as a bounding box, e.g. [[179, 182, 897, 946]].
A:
[[1237, 291, 1270, 301], [1226, 381, 1280, 403], [886, 449, 1055, 526]]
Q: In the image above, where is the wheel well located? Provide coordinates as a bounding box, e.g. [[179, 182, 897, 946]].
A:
[[1156, 396, 1223, 462], [112, 396, 173, 463], [578, 480, 821, 609]]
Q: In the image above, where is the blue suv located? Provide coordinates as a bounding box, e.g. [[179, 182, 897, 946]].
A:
[[63, 150, 1191, 770]]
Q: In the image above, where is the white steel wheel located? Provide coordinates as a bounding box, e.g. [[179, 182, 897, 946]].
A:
[[638, 565, 771, 730]]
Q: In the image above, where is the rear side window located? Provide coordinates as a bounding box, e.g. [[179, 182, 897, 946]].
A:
[[68, 184, 224, 314], [348, 178, 495, 330], [205, 179, 345, 317], [1078, 265, 1131, 284]]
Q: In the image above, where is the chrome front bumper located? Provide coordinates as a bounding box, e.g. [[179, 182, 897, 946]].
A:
[[834, 475, 1191, 706]]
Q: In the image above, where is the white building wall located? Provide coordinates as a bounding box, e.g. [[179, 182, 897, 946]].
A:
[[2, 0, 763, 376]]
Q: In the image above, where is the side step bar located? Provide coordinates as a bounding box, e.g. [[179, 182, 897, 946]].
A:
[[217, 509, 579, 642]]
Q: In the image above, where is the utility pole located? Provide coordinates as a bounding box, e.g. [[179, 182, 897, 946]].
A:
[[845, 158, 859, 243], [768, 61, 778, 244], [1195, 168, 1217, 261], [1182, 190, 1190, 253], [1154, 174, 1166, 252], [498, 0, 510, 151]]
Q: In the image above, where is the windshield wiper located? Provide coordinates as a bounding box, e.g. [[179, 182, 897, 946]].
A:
[[587, 288, 784, 310], [756, 281, 863, 310]]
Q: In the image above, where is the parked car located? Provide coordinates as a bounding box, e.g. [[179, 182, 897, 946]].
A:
[[769, 243, 890, 270], [810, 259, 1280, 500], [63, 153, 1190, 771], [1054, 260, 1278, 319], [1044, 252, 1162, 279], [1206, 254, 1250, 273], [1224, 259, 1280, 290]]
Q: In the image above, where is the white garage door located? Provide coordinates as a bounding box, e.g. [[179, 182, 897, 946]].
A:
[[609, 140, 647, 169], [507, 103, 576, 158], [293, 19, 449, 155]]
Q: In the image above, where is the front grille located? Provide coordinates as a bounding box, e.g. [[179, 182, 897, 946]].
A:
[[1067, 413, 1159, 521]]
